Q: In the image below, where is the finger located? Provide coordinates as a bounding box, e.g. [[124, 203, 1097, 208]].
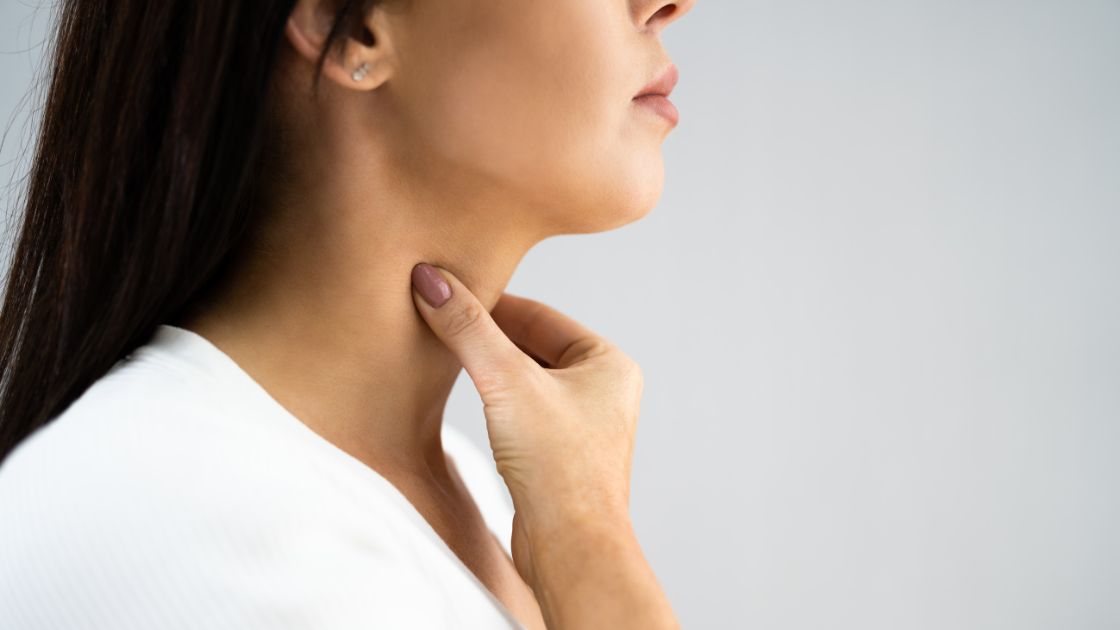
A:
[[410, 262, 531, 393], [491, 292, 607, 369]]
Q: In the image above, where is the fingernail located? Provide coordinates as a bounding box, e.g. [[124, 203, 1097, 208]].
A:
[[411, 263, 452, 308]]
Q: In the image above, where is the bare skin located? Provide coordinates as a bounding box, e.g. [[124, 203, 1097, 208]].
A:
[[174, 0, 695, 627], [410, 266, 679, 628]]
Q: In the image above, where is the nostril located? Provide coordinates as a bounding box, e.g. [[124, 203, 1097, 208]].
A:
[[644, 4, 680, 31], [652, 5, 678, 21]]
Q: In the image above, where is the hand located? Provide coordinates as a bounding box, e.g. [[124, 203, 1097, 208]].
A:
[[409, 262, 643, 587]]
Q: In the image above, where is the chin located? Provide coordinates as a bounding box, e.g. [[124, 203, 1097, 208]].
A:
[[596, 161, 666, 232], [558, 190, 663, 235], [531, 156, 666, 236]]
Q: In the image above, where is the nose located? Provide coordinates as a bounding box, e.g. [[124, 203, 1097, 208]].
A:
[[635, 0, 697, 35]]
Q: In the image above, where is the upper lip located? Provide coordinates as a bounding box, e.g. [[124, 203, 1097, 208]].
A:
[[633, 63, 679, 99]]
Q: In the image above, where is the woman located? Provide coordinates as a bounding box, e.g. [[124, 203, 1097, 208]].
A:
[[0, 0, 695, 627]]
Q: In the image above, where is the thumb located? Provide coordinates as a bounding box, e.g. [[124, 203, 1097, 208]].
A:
[[410, 262, 531, 394]]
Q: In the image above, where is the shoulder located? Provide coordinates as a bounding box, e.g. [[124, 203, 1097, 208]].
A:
[[0, 354, 223, 506], [0, 354, 272, 523], [0, 358, 449, 628]]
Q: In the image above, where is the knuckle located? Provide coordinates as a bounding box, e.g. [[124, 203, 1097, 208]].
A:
[[473, 368, 515, 397], [444, 301, 485, 338], [613, 351, 640, 377], [476, 353, 538, 396], [588, 338, 622, 362], [590, 344, 642, 384], [554, 336, 608, 367], [619, 356, 644, 394]]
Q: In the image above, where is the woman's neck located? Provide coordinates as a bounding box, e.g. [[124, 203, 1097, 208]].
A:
[[176, 160, 548, 479]]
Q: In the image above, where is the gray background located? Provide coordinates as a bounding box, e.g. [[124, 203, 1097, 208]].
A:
[[4, 1, 1118, 628]]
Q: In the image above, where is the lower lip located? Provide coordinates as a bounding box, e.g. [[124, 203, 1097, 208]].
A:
[[632, 95, 679, 126]]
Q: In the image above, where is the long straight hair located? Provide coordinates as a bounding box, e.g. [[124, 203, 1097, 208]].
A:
[[0, 0, 376, 465]]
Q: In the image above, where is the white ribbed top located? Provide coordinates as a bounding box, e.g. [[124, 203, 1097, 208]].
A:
[[0, 324, 521, 629]]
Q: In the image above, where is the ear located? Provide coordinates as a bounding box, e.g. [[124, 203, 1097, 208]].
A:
[[285, 0, 393, 90]]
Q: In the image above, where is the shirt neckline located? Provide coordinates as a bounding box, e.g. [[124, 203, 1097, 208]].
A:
[[135, 323, 524, 629]]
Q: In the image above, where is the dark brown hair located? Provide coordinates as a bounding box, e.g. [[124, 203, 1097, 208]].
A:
[[0, 0, 377, 465]]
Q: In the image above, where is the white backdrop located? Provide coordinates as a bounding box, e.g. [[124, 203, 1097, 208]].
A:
[[3, 2, 1118, 628]]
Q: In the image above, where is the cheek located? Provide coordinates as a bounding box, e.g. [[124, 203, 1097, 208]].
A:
[[397, 3, 664, 232]]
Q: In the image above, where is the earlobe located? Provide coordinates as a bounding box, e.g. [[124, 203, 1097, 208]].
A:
[[351, 62, 372, 82]]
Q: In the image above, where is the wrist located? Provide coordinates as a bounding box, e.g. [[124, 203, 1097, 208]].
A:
[[522, 502, 637, 583], [521, 509, 665, 628], [518, 496, 632, 546]]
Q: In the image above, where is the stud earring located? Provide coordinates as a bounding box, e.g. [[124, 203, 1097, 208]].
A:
[[351, 62, 371, 82]]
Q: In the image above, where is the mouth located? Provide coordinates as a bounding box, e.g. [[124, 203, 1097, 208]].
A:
[[632, 63, 680, 126]]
